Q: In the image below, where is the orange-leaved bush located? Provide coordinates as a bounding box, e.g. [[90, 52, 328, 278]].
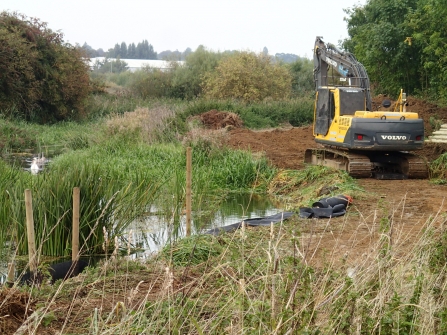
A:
[[201, 52, 292, 103]]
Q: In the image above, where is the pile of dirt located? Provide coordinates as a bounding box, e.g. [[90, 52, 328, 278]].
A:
[[195, 110, 243, 130], [0, 288, 35, 334], [227, 126, 315, 169]]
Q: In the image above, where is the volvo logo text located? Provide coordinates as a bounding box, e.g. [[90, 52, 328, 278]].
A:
[[381, 135, 407, 140]]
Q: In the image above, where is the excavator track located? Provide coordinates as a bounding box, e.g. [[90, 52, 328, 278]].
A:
[[304, 148, 372, 178], [304, 148, 429, 179], [396, 152, 428, 179]]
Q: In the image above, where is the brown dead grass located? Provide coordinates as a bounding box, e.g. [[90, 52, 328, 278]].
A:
[[0, 288, 35, 335], [106, 106, 175, 143]]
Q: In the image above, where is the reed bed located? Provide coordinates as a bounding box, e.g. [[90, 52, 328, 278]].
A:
[[0, 132, 274, 257]]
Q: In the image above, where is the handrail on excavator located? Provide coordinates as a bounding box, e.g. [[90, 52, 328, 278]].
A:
[[393, 89, 407, 113]]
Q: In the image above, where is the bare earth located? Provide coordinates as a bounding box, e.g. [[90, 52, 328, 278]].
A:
[[224, 96, 447, 267]]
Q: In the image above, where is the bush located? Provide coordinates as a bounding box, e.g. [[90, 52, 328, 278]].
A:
[[0, 11, 90, 122], [202, 52, 292, 102]]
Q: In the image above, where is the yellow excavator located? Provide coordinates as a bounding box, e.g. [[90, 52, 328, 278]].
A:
[[304, 36, 428, 179]]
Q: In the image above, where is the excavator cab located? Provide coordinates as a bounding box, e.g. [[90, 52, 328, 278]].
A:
[[314, 87, 367, 137]]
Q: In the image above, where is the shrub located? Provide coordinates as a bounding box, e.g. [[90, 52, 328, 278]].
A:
[[202, 52, 292, 103], [0, 11, 90, 122]]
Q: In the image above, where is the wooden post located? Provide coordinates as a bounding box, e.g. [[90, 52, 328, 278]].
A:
[[72, 187, 80, 261], [186, 147, 192, 236], [24, 189, 37, 274], [6, 262, 15, 287]]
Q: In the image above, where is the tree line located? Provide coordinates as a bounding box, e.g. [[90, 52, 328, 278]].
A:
[[83, 42, 301, 63], [2, 0, 447, 123], [343, 0, 447, 102], [83, 41, 193, 61]]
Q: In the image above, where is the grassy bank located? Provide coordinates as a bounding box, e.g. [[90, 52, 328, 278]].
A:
[[0, 103, 278, 257], [3, 196, 447, 334]]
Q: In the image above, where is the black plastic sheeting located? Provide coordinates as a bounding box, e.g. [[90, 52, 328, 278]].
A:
[[206, 212, 295, 235], [19, 260, 89, 285], [299, 194, 352, 219]]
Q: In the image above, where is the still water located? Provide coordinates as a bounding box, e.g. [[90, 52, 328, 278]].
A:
[[0, 192, 283, 282], [125, 192, 283, 257]]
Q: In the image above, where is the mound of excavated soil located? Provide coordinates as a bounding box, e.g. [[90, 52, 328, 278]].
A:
[[195, 110, 243, 130]]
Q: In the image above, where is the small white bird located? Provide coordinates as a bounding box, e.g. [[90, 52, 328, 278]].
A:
[[30, 158, 39, 174]]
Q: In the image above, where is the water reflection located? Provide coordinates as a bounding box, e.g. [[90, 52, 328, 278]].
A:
[[127, 193, 283, 257], [3, 151, 51, 174], [0, 193, 283, 282]]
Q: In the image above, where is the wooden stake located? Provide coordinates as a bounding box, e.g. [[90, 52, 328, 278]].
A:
[[72, 187, 80, 261], [6, 262, 15, 287], [186, 147, 192, 236], [24, 189, 37, 273]]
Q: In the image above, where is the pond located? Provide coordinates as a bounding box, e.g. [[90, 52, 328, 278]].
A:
[[0, 192, 285, 283], [2, 148, 56, 174], [124, 192, 284, 257]]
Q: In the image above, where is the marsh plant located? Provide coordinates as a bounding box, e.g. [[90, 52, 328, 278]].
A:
[[105, 106, 176, 143], [0, 115, 275, 257]]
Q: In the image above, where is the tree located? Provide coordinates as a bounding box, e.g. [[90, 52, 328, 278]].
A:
[[128, 43, 136, 59], [113, 43, 121, 58], [407, 0, 447, 102], [120, 42, 128, 58], [0, 11, 90, 122], [202, 52, 292, 102], [343, 0, 420, 96], [135, 40, 157, 59], [182, 47, 193, 60], [287, 58, 314, 96], [170, 45, 224, 99], [82, 42, 97, 57], [92, 58, 128, 74]]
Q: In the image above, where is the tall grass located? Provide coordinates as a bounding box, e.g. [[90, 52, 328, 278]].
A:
[[5, 163, 162, 257], [0, 132, 275, 257], [8, 195, 447, 334], [430, 152, 447, 183]]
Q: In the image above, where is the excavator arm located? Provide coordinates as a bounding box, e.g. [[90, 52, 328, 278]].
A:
[[313, 36, 372, 111]]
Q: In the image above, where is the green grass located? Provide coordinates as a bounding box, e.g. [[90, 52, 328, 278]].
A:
[[268, 165, 364, 208], [0, 125, 275, 257], [15, 205, 447, 334]]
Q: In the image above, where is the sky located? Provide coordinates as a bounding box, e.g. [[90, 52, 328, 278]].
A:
[[2, 0, 366, 59]]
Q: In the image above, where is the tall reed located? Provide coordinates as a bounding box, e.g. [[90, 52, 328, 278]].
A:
[[1, 137, 274, 257]]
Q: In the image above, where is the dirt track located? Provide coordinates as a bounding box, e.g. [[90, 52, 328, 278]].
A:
[[223, 96, 447, 267]]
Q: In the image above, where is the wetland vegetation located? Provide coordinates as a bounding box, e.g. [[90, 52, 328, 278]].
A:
[[3, 6, 447, 334]]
